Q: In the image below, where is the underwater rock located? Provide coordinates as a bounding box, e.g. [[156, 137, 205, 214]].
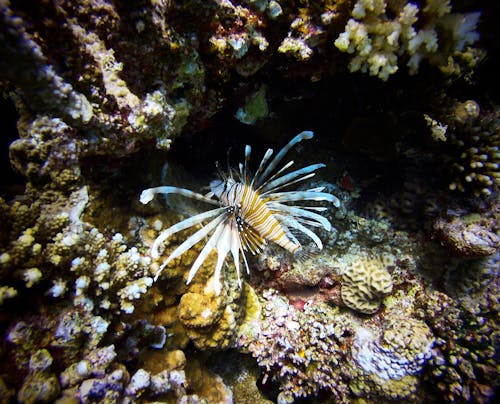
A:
[[17, 349, 61, 404], [433, 217, 499, 257], [276, 261, 335, 292]]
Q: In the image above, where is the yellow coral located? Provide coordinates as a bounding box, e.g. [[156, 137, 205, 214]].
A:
[[341, 257, 393, 314]]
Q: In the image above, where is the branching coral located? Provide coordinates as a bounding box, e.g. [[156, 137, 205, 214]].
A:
[[425, 100, 500, 197], [0, 187, 153, 314], [334, 0, 482, 80], [238, 289, 352, 403], [418, 290, 498, 402]]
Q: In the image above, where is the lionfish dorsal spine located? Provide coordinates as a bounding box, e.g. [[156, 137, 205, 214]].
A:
[[256, 131, 314, 188]]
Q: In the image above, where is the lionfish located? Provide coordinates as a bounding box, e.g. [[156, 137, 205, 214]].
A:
[[140, 131, 340, 294]]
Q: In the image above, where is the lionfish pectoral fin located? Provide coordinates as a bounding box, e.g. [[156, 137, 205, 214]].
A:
[[186, 220, 226, 286], [260, 163, 325, 194], [268, 203, 332, 231], [212, 253, 225, 296], [230, 226, 242, 288], [140, 186, 219, 206], [140, 188, 156, 204], [153, 213, 228, 281], [150, 207, 226, 258], [267, 191, 341, 208], [276, 214, 324, 250], [255, 160, 294, 193], [250, 148, 274, 188], [211, 224, 233, 295], [240, 245, 251, 275]]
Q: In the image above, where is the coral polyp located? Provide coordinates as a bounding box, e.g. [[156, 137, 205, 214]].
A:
[[140, 131, 340, 294]]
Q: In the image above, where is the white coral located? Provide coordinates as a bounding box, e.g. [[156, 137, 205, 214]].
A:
[[334, 0, 482, 80]]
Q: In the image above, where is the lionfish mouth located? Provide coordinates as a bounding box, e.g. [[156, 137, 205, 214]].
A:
[[140, 131, 340, 295]]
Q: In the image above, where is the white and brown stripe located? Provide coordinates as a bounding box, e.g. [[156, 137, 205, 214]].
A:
[[220, 181, 300, 254]]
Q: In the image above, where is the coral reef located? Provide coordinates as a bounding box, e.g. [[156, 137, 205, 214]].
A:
[[418, 289, 498, 403], [349, 315, 435, 400], [0, 0, 498, 403], [17, 349, 61, 403], [0, 187, 153, 314], [352, 316, 434, 380], [178, 287, 240, 350], [432, 216, 499, 257]]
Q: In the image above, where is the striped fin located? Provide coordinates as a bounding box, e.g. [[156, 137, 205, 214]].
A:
[[255, 131, 314, 187], [211, 223, 232, 295], [151, 207, 227, 258], [255, 160, 294, 192], [250, 148, 273, 187], [267, 190, 341, 207], [240, 245, 251, 274], [140, 186, 219, 206], [154, 212, 228, 280], [242, 145, 251, 181], [261, 172, 315, 195], [260, 163, 325, 194], [239, 222, 266, 254], [275, 214, 323, 250], [267, 202, 332, 231], [186, 220, 226, 285], [230, 225, 242, 288]]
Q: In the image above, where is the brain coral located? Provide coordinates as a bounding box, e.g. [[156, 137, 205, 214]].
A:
[[341, 257, 393, 314]]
